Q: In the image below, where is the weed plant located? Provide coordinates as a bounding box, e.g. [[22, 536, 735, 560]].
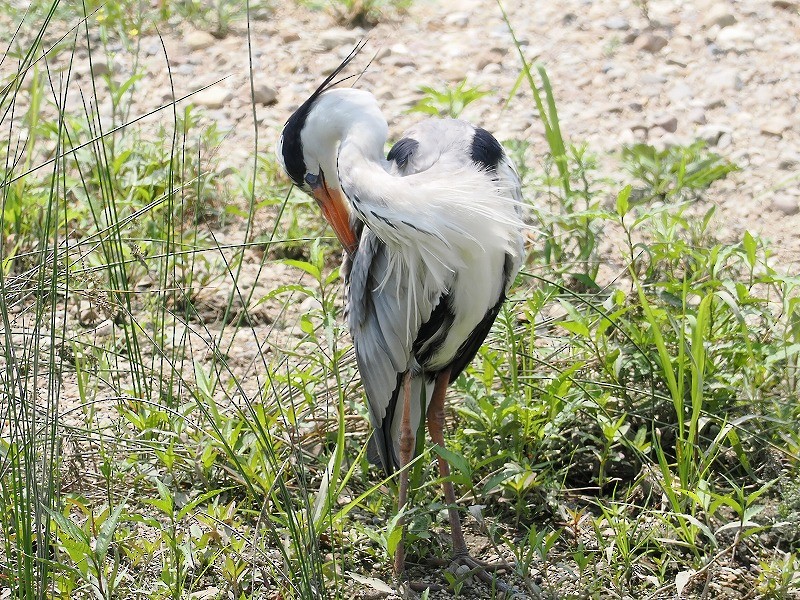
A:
[[409, 79, 491, 119], [299, 0, 412, 27]]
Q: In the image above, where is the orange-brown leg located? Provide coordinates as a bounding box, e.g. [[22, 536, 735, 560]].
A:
[[393, 371, 414, 577], [426, 369, 469, 555], [426, 369, 513, 591]]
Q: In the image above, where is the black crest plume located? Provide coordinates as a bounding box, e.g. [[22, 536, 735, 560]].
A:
[[280, 41, 370, 187]]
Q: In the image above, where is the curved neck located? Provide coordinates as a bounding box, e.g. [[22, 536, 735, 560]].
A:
[[337, 126, 391, 185], [329, 116, 390, 197], [341, 121, 388, 164], [305, 90, 389, 192]]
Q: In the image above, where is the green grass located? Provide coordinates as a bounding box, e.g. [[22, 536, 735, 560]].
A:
[[1, 2, 798, 599]]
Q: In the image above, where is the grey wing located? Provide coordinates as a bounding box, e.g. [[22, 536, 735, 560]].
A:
[[346, 230, 434, 471]]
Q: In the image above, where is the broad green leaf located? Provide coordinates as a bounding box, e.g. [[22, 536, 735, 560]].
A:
[[282, 258, 321, 280], [386, 526, 403, 556], [95, 498, 129, 563], [48, 508, 90, 545], [743, 230, 756, 267], [558, 320, 590, 338], [431, 444, 471, 476], [177, 488, 230, 521], [616, 184, 631, 217]]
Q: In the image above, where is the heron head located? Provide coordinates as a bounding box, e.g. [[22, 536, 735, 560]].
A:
[[276, 42, 378, 257], [277, 89, 368, 256]]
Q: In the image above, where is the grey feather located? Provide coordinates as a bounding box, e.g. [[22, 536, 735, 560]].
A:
[[388, 119, 477, 176]]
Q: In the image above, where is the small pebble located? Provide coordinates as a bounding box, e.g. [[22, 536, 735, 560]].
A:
[[186, 30, 215, 51], [192, 87, 232, 109], [706, 68, 743, 91], [778, 154, 800, 170], [653, 115, 678, 132], [604, 16, 630, 30], [252, 83, 278, 105], [698, 124, 731, 146], [761, 119, 792, 138], [773, 197, 800, 216], [444, 12, 470, 27], [704, 4, 737, 29], [318, 27, 364, 51], [716, 24, 756, 50], [688, 108, 708, 124], [90, 58, 111, 76], [634, 33, 669, 53]]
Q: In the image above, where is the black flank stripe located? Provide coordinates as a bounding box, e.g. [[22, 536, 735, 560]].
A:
[[413, 293, 455, 367], [502, 252, 515, 288], [378, 372, 405, 474], [447, 293, 506, 382]]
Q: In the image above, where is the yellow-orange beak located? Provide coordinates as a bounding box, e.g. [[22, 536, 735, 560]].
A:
[[311, 182, 358, 257]]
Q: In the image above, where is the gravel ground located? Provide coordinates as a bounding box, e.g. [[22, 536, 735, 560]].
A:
[[6, 0, 799, 273]]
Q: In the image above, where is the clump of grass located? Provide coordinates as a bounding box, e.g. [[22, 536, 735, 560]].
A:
[[0, 3, 347, 599], [299, 0, 412, 27], [334, 0, 413, 27], [409, 79, 491, 119], [622, 141, 739, 204]]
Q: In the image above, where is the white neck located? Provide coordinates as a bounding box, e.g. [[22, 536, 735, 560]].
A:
[[302, 89, 389, 192]]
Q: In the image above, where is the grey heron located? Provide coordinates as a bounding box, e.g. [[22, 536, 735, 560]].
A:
[[276, 48, 525, 588]]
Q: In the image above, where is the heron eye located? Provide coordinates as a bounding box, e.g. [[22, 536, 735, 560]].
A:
[[304, 173, 320, 188]]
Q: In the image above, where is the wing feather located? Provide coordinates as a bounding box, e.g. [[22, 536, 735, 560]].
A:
[[347, 231, 435, 470]]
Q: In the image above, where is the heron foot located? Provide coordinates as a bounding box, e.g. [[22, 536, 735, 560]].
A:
[[408, 553, 516, 596], [425, 552, 512, 571]]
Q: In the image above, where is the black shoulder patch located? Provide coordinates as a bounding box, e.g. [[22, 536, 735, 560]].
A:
[[387, 137, 419, 170], [470, 127, 503, 171]]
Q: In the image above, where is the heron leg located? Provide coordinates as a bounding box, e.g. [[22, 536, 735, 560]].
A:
[[426, 369, 515, 593], [394, 370, 414, 577], [425, 368, 470, 555]]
